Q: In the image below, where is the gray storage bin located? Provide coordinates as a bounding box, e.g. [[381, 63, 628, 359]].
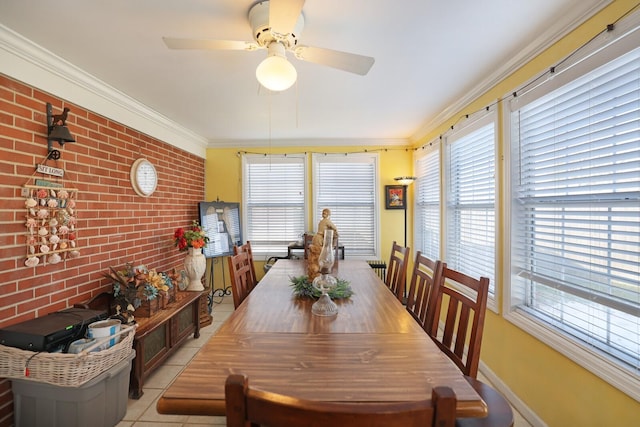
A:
[[12, 350, 134, 427]]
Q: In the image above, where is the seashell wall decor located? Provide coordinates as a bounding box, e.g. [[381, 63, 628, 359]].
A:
[[23, 185, 80, 267]]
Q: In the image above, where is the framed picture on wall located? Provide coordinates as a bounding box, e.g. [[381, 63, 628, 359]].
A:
[[385, 185, 406, 210]]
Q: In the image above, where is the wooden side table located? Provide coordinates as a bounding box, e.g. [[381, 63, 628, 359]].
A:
[[76, 290, 203, 399], [129, 290, 202, 398]]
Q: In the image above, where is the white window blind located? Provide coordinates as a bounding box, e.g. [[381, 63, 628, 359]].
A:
[[510, 42, 640, 373], [445, 113, 496, 296], [415, 144, 440, 260], [242, 154, 306, 255], [312, 153, 378, 258]]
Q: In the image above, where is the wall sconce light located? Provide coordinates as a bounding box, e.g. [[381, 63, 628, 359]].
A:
[[46, 103, 75, 159]]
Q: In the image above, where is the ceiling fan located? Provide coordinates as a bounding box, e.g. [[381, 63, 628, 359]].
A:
[[162, 0, 375, 91]]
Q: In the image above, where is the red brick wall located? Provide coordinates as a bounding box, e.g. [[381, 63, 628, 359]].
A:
[[0, 74, 205, 426]]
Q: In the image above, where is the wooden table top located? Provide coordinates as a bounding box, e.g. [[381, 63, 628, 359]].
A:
[[157, 259, 487, 418], [219, 260, 424, 335]]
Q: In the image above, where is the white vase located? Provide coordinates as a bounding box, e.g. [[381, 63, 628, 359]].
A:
[[184, 247, 206, 291]]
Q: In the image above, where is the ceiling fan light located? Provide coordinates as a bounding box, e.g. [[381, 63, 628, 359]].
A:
[[256, 43, 297, 91]]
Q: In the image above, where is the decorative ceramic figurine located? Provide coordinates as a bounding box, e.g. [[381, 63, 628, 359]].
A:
[[307, 208, 338, 281]]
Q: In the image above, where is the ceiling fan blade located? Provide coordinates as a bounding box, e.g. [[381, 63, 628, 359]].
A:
[[294, 46, 375, 76], [163, 37, 257, 51], [269, 0, 305, 35]]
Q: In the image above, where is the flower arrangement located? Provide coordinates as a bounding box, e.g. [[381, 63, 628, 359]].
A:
[[105, 263, 178, 322], [173, 220, 209, 251]]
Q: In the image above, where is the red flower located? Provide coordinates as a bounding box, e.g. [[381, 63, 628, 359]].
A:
[[176, 237, 187, 250], [174, 228, 185, 239], [173, 221, 209, 252]]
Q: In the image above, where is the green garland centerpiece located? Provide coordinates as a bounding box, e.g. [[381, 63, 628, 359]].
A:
[[290, 275, 353, 299]]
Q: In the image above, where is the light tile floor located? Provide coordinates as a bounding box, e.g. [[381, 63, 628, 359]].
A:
[[116, 295, 532, 427]]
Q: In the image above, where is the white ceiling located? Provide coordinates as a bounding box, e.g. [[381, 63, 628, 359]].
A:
[[0, 0, 606, 148]]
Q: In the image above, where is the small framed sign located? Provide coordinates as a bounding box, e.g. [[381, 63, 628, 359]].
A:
[[36, 164, 64, 177], [385, 185, 406, 210]]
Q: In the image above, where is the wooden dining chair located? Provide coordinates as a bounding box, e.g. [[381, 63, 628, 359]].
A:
[[427, 266, 513, 427], [427, 264, 489, 379], [405, 251, 443, 332], [233, 241, 257, 288], [225, 373, 457, 427], [455, 376, 514, 427], [385, 241, 410, 302], [227, 251, 255, 309]]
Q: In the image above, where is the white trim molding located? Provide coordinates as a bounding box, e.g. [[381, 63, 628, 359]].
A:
[[478, 361, 548, 427], [210, 137, 409, 149], [410, 0, 612, 144], [0, 24, 208, 159]]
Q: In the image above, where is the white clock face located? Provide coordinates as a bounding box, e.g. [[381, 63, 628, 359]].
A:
[[131, 158, 158, 197]]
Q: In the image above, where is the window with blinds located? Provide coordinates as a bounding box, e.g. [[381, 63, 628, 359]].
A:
[[242, 154, 307, 255], [312, 153, 379, 258], [445, 112, 496, 297], [509, 37, 640, 374], [415, 144, 440, 260]]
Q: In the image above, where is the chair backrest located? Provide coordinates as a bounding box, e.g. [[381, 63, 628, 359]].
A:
[[405, 251, 443, 333], [227, 251, 255, 309], [233, 241, 257, 287], [385, 241, 410, 302], [427, 264, 489, 378], [225, 374, 457, 427]]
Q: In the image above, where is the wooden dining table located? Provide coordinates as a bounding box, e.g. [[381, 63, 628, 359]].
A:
[[157, 259, 488, 418]]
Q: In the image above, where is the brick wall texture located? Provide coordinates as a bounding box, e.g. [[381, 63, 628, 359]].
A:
[[0, 74, 206, 426]]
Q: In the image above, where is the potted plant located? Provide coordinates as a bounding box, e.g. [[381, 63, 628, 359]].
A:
[[173, 220, 209, 251], [105, 263, 176, 322], [173, 220, 209, 290]]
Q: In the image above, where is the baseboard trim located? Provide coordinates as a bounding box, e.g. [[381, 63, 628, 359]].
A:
[[478, 361, 547, 427]]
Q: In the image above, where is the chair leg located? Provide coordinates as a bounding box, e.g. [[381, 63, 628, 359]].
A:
[[455, 376, 514, 427]]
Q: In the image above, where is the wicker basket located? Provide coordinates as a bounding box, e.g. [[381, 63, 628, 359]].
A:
[[0, 324, 136, 387]]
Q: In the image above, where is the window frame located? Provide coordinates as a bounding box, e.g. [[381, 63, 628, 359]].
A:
[[241, 153, 308, 258], [311, 152, 380, 259], [413, 139, 441, 261], [443, 108, 498, 312], [503, 11, 640, 399]]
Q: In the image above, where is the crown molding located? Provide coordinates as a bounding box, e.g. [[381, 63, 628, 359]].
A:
[[209, 137, 409, 149], [410, 0, 612, 144], [0, 24, 208, 158]]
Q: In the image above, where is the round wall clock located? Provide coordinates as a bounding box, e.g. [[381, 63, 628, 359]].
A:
[[130, 158, 158, 197]]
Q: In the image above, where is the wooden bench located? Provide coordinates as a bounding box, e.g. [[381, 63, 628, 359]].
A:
[[76, 290, 203, 398]]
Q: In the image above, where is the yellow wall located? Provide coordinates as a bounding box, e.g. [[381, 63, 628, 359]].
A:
[[412, 0, 639, 425], [205, 1, 640, 424], [205, 145, 413, 280]]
